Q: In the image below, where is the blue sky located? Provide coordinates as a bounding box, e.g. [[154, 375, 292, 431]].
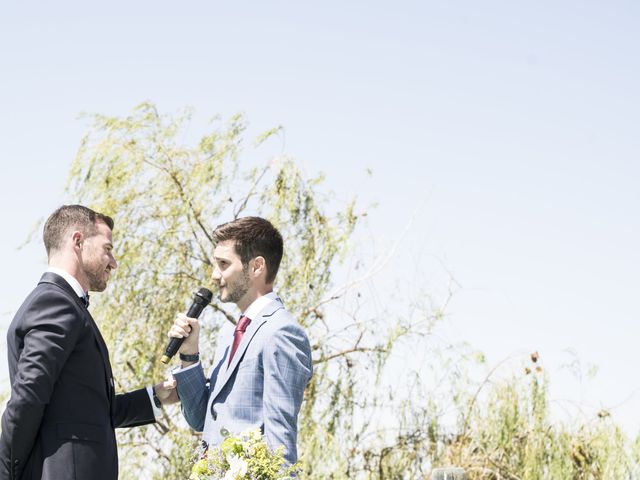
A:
[[1, 1, 639, 431]]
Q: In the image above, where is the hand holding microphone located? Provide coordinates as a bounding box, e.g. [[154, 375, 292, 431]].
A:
[[161, 288, 213, 364], [168, 314, 200, 353]]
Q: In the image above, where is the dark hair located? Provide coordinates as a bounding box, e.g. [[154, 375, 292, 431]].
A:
[[212, 217, 283, 284], [43, 205, 114, 256]]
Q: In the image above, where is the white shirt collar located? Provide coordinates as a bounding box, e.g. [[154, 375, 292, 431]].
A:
[[242, 291, 278, 320], [47, 267, 86, 298]]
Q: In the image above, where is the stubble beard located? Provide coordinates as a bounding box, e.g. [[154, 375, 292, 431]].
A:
[[83, 257, 108, 292], [221, 266, 251, 304]]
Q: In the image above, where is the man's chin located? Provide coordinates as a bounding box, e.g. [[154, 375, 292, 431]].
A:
[[89, 282, 108, 293]]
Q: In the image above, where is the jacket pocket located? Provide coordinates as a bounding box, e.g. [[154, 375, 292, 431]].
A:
[[56, 423, 106, 444]]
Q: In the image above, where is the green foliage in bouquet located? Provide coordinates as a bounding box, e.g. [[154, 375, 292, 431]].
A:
[[190, 429, 298, 480]]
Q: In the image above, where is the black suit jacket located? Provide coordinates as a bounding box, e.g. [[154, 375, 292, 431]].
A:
[[0, 272, 155, 480]]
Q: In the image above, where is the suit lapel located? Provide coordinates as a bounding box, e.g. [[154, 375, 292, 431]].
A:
[[85, 312, 114, 380], [39, 273, 115, 402], [209, 298, 284, 402], [84, 309, 118, 421]]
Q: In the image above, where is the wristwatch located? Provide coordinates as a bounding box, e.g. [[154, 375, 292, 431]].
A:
[[152, 386, 162, 409], [179, 352, 200, 362]]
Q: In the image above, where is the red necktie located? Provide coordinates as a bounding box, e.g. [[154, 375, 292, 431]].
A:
[[228, 315, 251, 365]]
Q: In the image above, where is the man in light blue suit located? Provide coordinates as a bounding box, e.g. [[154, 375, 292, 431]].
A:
[[167, 217, 312, 465]]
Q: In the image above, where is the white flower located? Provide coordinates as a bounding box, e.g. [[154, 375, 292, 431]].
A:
[[223, 454, 248, 480]]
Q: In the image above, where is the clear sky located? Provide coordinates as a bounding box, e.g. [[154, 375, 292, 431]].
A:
[[1, 1, 639, 432]]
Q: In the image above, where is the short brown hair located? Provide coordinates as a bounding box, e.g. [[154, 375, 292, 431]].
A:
[[212, 217, 283, 284], [43, 205, 114, 256]]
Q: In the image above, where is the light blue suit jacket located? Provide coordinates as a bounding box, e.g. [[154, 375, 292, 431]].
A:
[[173, 297, 312, 465]]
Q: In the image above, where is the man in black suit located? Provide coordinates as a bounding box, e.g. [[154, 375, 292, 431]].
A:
[[0, 205, 173, 480]]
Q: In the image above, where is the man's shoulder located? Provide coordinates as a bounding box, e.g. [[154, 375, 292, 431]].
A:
[[31, 280, 79, 307], [265, 302, 294, 321], [19, 281, 73, 309], [261, 304, 296, 327], [260, 308, 310, 344], [11, 281, 83, 330], [33, 273, 78, 301]]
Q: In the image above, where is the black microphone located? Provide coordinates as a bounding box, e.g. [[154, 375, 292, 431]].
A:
[[161, 287, 213, 364]]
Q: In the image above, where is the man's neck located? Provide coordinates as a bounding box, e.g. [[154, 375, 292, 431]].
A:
[[237, 286, 273, 313], [47, 266, 87, 297], [48, 257, 89, 292]]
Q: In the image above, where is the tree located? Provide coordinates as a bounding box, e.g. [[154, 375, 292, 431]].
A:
[[66, 102, 424, 479], [64, 102, 640, 479]]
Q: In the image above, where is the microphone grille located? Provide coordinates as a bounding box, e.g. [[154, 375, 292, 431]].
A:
[[197, 287, 213, 303]]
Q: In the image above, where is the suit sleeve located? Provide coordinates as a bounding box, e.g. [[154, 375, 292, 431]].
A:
[[0, 291, 83, 478], [262, 323, 313, 465], [173, 363, 210, 432], [113, 388, 155, 428]]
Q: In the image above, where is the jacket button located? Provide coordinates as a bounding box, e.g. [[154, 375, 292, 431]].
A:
[[14, 460, 19, 464]]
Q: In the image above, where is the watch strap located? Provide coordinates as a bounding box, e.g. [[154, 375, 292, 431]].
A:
[[179, 352, 200, 362]]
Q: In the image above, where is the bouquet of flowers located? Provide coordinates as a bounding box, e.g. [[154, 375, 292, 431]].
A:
[[189, 429, 298, 480]]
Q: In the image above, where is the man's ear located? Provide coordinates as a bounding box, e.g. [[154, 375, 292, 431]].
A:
[[71, 230, 83, 249], [252, 256, 267, 278]]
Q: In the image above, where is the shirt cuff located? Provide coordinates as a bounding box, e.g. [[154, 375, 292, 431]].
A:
[[146, 386, 162, 419]]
